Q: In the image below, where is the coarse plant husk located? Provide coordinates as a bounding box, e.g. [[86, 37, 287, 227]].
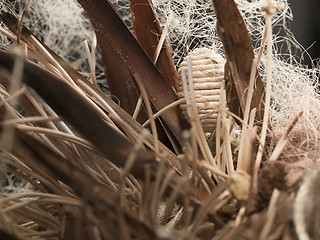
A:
[[0, 0, 319, 240]]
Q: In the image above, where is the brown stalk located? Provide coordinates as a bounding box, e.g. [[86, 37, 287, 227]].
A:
[[0, 11, 183, 172], [0, 66, 43, 121], [212, 0, 265, 123], [4, 127, 212, 238], [129, 0, 178, 90], [0, 68, 100, 169], [6, 129, 155, 240], [0, 50, 210, 206], [76, 0, 189, 145], [0, 49, 151, 178]]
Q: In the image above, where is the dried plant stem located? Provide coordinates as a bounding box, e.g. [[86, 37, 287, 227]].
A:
[[0, 26, 18, 42], [0, 116, 60, 126], [8, 92, 68, 157], [237, 58, 258, 172], [83, 40, 97, 86], [0, 86, 26, 108], [0, 164, 45, 192], [186, 60, 217, 167], [30, 36, 77, 88], [254, 1, 275, 188], [186, 189, 230, 237], [219, 82, 234, 174], [150, 158, 166, 221], [167, 206, 183, 228], [142, 98, 185, 127], [92, 162, 118, 191], [25, 88, 80, 161], [1, 206, 60, 229], [215, 83, 224, 171], [249, 109, 257, 133], [77, 79, 138, 141], [118, 212, 131, 240], [24, 91, 57, 129], [182, 197, 192, 230], [91, 32, 97, 79], [259, 189, 280, 240], [269, 111, 303, 161], [162, 178, 186, 224], [157, 169, 176, 208], [39, 96, 82, 141], [200, 162, 228, 179], [0, 50, 24, 156], [16, 125, 94, 149], [1, 150, 68, 195], [153, 15, 172, 64], [40, 59, 63, 77], [222, 117, 234, 174], [17, 0, 32, 44], [234, 206, 246, 227], [0, 86, 9, 97], [196, 165, 214, 191], [20, 230, 60, 238], [133, 94, 143, 120], [1, 193, 81, 212], [119, 130, 146, 207], [190, 130, 199, 183], [257, 28, 267, 64], [134, 73, 160, 156], [92, 226, 102, 240]]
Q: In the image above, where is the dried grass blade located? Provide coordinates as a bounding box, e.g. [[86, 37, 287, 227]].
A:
[[0, 12, 183, 171], [5, 129, 156, 239], [0, 49, 152, 178], [0, 51, 210, 209], [82, 40, 97, 86]]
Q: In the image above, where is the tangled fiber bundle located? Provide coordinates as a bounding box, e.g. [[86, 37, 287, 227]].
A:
[[0, 0, 319, 239]]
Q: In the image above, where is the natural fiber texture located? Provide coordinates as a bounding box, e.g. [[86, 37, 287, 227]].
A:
[[0, 0, 319, 239], [110, 0, 320, 161], [0, 0, 107, 90]]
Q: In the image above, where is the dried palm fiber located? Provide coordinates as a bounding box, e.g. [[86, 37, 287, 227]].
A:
[[0, 0, 319, 239]]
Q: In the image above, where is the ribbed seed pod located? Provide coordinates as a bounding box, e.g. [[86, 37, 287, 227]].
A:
[[178, 48, 225, 135]]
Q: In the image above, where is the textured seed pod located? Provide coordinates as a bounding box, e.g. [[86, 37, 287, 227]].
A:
[[177, 48, 225, 135]]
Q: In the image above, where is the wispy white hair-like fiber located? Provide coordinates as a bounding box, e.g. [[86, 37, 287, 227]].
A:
[[0, 0, 106, 82]]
